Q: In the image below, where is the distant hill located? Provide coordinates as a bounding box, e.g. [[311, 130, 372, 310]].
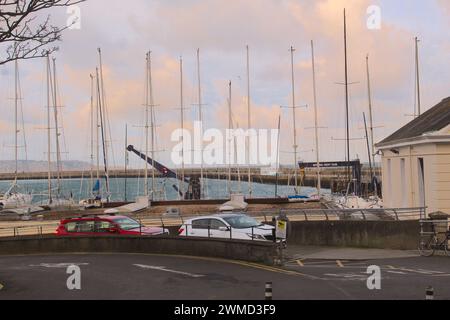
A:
[[0, 160, 91, 173]]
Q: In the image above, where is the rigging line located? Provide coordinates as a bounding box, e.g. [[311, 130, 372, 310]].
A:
[[96, 67, 110, 200], [16, 63, 28, 167], [53, 60, 68, 162], [98, 48, 112, 197], [52, 58, 62, 195]]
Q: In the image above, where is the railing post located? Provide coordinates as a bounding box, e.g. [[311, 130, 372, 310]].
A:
[[208, 225, 211, 238], [322, 209, 329, 221], [360, 210, 366, 220], [252, 226, 254, 241], [393, 209, 399, 221], [303, 210, 308, 221]]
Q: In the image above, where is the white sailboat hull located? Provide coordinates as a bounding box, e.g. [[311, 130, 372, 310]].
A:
[[104, 196, 149, 214], [0, 193, 33, 209]]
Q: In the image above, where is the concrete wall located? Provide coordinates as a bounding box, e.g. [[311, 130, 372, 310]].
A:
[[287, 221, 419, 250], [0, 235, 279, 265]]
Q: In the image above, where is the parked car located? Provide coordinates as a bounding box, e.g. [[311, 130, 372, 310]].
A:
[[178, 213, 275, 241], [55, 215, 169, 236]]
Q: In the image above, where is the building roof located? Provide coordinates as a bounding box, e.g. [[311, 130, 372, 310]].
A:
[[377, 97, 450, 147]]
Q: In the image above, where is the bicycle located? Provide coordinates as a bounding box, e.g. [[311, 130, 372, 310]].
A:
[[418, 222, 450, 257]]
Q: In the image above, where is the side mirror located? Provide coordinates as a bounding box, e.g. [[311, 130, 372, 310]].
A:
[[218, 226, 229, 232]]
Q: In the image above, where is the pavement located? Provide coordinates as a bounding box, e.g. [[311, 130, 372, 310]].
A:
[[0, 251, 450, 300], [284, 245, 420, 261]]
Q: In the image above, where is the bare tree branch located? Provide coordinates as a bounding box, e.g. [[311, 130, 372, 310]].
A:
[[0, 0, 86, 65]]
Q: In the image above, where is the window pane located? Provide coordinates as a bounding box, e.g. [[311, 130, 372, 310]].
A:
[[192, 219, 209, 229], [209, 219, 226, 230], [65, 222, 77, 232], [78, 221, 95, 233], [95, 221, 113, 233]]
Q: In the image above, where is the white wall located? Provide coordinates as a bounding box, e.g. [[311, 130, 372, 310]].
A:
[[380, 143, 449, 215]]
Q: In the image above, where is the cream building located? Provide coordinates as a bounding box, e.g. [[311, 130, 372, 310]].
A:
[[375, 97, 450, 216]]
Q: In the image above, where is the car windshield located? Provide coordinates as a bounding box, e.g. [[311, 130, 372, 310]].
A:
[[222, 215, 262, 229], [113, 217, 141, 230]]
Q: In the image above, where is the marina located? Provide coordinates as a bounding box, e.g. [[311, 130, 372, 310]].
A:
[[0, 0, 450, 305]]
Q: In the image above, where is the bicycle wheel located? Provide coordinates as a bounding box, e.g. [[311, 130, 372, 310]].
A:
[[418, 235, 436, 257]]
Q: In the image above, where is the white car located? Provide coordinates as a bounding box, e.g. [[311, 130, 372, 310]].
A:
[[178, 213, 275, 242]]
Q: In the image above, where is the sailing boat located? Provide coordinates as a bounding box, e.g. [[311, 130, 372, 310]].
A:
[[0, 60, 34, 212], [44, 56, 76, 210], [327, 10, 382, 211], [219, 81, 248, 212], [79, 74, 102, 209]]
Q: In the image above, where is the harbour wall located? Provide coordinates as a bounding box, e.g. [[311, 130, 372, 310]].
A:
[[285, 220, 419, 250], [0, 235, 279, 265]]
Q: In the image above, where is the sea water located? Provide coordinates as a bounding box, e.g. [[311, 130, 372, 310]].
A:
[[0, 177, 329, 203]]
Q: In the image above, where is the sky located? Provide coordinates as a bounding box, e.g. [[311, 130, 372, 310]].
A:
[[0, 0, 449, 170]]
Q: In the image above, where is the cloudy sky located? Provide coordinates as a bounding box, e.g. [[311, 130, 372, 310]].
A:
[[1, 0, 449, 169]]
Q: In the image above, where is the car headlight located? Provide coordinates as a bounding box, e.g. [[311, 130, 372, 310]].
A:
[[246, 233, 265, 240]]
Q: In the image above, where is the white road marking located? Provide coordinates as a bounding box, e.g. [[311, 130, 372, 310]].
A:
[[133, 264, 205, 278], [324, 273, 366, 279], [385, 266, 442, 275], [386, 271, 407, 275], [417, 269, 444, 274], [29, 263, 89, 268]]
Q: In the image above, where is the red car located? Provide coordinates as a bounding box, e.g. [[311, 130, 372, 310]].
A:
[[55, 215, 169, 236]]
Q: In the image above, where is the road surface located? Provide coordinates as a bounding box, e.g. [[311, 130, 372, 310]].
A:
[[0, 253, 449, 300]]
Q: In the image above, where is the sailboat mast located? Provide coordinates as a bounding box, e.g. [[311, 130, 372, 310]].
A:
[[52, 58, 62, 194], [14, 60, 18, 181], [124, 124, 128, 202], [363, 112, 374, 184], [179, 56, 185, 199], [343, 9, 351, 185], [89, 74, 94, 192], [144, 52, 149, 197], [311, 40, 321, 197], [197, 48, 205, 199], [97, 48, 110, 198], [415, 37, 421, 117], [290, 46, 299, 194], [95, 73, 100, 181], [96, 67, 110, 201], [46, 55, 52, 203], [365, 55, 375, 159], [148, 51, 156, 198], [227, 81, 232, 196], [246, 45, 252, 197]]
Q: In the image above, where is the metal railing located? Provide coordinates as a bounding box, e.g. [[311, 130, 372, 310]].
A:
[[0, 207, 426, 239], [0, 223, 58, 238], [177, 223, 278, 243], [419, 219, 449, 236], [271, 207, 426, 221]]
